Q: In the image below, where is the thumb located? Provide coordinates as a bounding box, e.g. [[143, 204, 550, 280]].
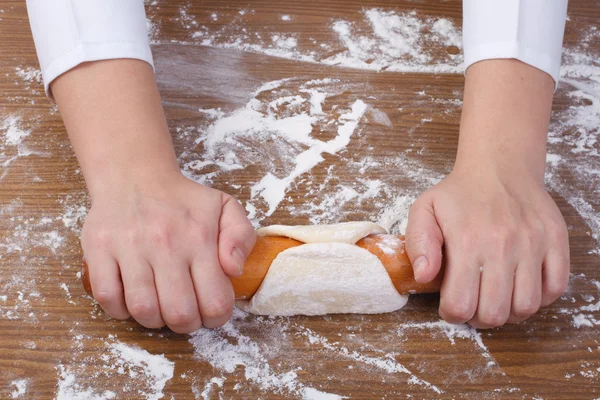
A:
[[218, 194, 257, 278], [405, 195, 444, 284]]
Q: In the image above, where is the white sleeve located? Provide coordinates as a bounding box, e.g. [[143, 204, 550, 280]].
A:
[[463, 0, 568, 84], [26, 0, 154, 97]]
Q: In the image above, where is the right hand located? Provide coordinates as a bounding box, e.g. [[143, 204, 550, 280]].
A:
[[81, 171, 256, 333]]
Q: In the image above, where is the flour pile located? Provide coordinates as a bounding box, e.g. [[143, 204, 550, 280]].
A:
[[56, 340, 174, 400]]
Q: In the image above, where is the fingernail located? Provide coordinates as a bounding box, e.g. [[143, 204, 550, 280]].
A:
[[413, 256, 428, 278], [232, 247, 246, 275]]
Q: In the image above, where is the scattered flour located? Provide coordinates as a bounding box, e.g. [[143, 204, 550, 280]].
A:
[[10, 379, 28, 399], [189, 309, 346, 398], [545, 26, 600, 254], [56, 341, 174, 400], [182, 8, 463, 74], [108, 342, 175, 400], [56, 365, 117, 400], [14, 67, 42, 84], [1, 115, 30, 146]]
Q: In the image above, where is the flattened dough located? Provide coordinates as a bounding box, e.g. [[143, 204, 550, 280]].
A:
[[257, 221, 386, 244], [238, 222, 409, 316]]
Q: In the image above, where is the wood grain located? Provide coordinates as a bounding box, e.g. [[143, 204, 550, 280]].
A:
[[0, 0, 599, 399]]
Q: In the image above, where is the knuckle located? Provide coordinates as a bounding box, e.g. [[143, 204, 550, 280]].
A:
[[488, 227, 516, 254], [128, 301, 158, 320], [92, 230, 113, 249], [479, 311, 508, 328], [547, 220, 568, 243], [94, 289, 117, 307], [166, 307, 199, 328], [407, 231, 434, 250], [202, 296, 233, 321], [440, 300, 474, 323], [519, 229, 539, 252], [124, 229, 141, 247], [546, 279, 569, 300], [190, 224, 213, 245], [513, 300, 540, 318], [458, 232, 476, 252], [150, 222, 174, 250]]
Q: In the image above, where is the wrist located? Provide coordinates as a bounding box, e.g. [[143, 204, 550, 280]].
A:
[[85, 157, 183, 203], [454, 59, 554, 184], [453, 127, 547, 184]]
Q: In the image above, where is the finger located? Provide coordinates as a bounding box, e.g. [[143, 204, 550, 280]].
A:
[[469, 261, 515, 329], [438, 248, 480, 324], [405, 195, 444, 283], [86, 252, 130, 320], [218, 194, 257, 278], [152, 258, 202, 334], [541, 247, 570, 307], [120, 257, 165, 329], [507, 259, 542, 324], [191, 245, 234, 328]]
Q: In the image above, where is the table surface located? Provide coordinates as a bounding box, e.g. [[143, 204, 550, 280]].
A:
[[1, 1, 599, 399]]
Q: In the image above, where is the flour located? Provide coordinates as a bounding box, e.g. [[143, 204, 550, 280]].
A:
[[189, 308, 346, 398], [1, 115, 30, 146], [14, 67, 42, 84], [544, 24, 600, 254], [56, 341, 174, 400], [300, 326, 442, 393], [10, 379, 28, 399], [108, 342, 174, 400], [251, 100, 367, 215], [181, 8, 463, 74], [56, 365, 117, 400], [181, 77, 373, 222]]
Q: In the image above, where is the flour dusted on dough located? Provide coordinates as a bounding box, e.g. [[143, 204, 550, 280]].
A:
[[238, 221, 409, 316], [237, 242, 408, 316], [257, 221, 386, 244]]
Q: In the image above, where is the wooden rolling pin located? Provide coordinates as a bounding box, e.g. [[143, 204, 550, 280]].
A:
[[81, 234, 444, 300]]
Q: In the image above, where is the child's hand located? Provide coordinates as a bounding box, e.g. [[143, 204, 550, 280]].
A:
[[81, 172, 256, 333], [405, 168, 569, 329]]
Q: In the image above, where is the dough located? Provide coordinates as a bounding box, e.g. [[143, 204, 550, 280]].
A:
[[257, 221, 386, 244], [237, 222, 409, 316]]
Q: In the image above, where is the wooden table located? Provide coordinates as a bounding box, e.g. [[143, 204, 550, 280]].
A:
[[1, 1, 599, 398]]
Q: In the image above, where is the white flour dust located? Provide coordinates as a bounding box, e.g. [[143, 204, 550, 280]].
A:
[[544, 24, 600, 253], [181, 77, 448, 228], [189, 309, 347, 399], [159, 7, 463, 74], [56, 340, 174, 400], [9, 379, 28, 399]]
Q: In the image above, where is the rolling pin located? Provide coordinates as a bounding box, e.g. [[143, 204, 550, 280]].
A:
[[81, 234, 444, 300]]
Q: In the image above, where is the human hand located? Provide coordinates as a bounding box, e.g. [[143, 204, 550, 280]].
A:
[[405, 168, 569, 329], [81, 172, 256, 333]]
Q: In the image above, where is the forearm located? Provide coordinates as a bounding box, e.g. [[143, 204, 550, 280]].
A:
[[455, 59, 555, 183], [52, 59, 179, 202]]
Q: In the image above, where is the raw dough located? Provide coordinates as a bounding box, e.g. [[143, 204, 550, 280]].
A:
[[237, 222, 408, 316], [257, 221, 386, 244]]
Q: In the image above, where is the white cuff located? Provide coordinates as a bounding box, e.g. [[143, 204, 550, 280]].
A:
[[463, 0, 568, 85], [42, 42, 154, 97], [26, 0, 153, 98]]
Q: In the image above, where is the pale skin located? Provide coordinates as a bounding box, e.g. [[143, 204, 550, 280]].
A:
[[52, 57, 569, 333]]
